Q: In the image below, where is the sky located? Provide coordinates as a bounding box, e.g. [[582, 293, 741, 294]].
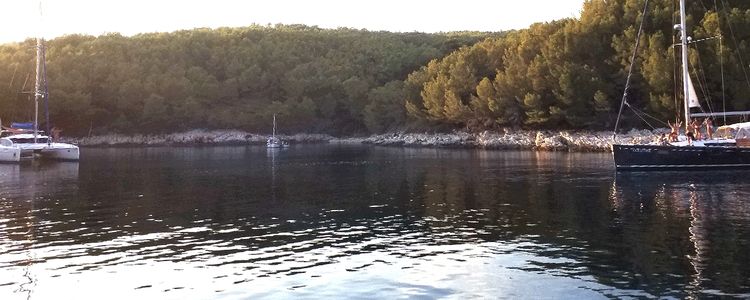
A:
[[0, 0, 585, 44]]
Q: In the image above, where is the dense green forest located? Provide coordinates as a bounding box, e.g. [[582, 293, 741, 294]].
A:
[[3, 0, 750, 136], [407, 0, 750, 130], [0, 26, 493, 135]]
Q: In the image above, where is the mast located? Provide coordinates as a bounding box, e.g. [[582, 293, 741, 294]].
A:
[[272, 114, 276, 138], [34, 37, 43, 143], [679, 0, 691, 131], [33, 0, 45, 144]]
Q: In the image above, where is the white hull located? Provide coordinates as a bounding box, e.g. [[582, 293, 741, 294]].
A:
[[39, 146, 80, 160], [0, 147, 21, 162], [2, 135, 80, 161], [266, 136, 288, 148], [18, 143, 80, 161]]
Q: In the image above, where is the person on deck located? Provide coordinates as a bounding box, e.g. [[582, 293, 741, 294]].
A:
[[51, 127, 62, 141], [659, 133, 669, 145], [691, 119, 702, 140], [668, 119, 681, 142], [704, 118, 713, 140]]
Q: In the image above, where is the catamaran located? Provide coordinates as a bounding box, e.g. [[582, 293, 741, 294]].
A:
[[1, 19, 80, 161], [1, 125, 79, 161], [612, 0, 750, 170]]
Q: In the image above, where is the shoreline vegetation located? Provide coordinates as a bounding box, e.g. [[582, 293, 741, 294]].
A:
[[4, 2, 750, 141], [63, 128, 662, 152]]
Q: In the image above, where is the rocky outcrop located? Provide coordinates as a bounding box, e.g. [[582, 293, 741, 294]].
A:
[[65, 130, 335, 146], [356, 129, 659, 152], [63, 128, 663, 152], [360, 132, 475, 147]]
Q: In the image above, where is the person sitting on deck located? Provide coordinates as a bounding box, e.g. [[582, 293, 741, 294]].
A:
[[704, 118, 713, 140], [686, 130, 695, 145], [658, 133, 669, 145]]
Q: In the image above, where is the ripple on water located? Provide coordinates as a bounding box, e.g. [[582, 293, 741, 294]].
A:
[[2, 148, 750, 299]]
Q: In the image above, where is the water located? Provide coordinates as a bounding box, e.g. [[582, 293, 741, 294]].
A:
[[1, 145, 749, 299]]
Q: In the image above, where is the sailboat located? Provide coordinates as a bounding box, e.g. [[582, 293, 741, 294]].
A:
[[266, 114, 288, 148], [612, 0, 750, 170], [0, 15, 79, 161]]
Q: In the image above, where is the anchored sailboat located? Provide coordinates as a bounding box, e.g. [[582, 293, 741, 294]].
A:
[[266, 114, 288, 148], [612, 0, 750, 170], [0, 3, 79, 162]]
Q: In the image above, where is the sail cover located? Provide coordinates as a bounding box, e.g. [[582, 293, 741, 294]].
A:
[[687, 75, 702, 109], [10, 122, 34, 129]]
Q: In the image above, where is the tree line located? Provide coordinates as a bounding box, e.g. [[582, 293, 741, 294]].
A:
[[406, 0, 750, 131], [3, 0, 750, 136], [0, 25, 493, 135]]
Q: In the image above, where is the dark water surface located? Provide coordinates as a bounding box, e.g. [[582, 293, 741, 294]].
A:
[[1, 145, 749, 299]]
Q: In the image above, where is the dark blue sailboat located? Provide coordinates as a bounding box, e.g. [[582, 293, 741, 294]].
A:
[[612, 0, 750, 170]]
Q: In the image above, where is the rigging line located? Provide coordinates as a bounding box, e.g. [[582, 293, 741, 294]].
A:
[[613, 0, 650, 140], [720, 0, 750, 91], [672, 0, 679, 120], [689, 44, 713, 114], [626, 101, 669, 127], [715, 0, 727, 125], [719, 35, 727, 126], [698, 0, 709, 12], [9, 65, 17, 90], [626, 102, 659, 130]]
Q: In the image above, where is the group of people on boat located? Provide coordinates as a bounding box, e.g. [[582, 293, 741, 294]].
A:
[[664, 117, 714, 144]]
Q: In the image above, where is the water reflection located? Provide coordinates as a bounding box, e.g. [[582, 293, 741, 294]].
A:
[[611, 171, 750, 297], [0, 146, 749, 298], [0, 162, 79, 300]]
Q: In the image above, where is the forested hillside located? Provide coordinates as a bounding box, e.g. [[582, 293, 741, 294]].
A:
[[4, 0, 750, 137], [406, 0, 750, 130], [0, 25, 492, 135]]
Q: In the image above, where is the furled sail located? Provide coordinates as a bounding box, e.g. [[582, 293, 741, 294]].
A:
[[687, 75, 701, 109]]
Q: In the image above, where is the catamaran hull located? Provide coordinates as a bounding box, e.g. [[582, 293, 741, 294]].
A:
[[0, 147, 21, 162], [39, 147, 80, 161], [613, 144, 750, 170], [17, 147, 79, 161]]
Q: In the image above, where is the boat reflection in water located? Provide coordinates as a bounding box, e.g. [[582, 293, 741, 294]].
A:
[[2, 147, 750, 298], [610, 171, 750, 297], [0, 162, 79, 300]]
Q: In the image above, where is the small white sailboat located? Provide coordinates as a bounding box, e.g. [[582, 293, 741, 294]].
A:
[[266, 114, 288, 148]]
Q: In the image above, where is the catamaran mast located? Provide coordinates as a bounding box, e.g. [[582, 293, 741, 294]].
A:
[[33, 0, 46, 144], [34, 37, 43, 143], [679, 0, 691, 131]]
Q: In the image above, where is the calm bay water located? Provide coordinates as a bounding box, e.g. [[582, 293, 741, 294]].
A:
[[1, 145, 749, 299]]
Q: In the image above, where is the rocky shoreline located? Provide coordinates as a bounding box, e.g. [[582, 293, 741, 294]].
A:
[[343, 129, 663, 152], [64, 130, 334, 147], [62, 128, 664, 152]]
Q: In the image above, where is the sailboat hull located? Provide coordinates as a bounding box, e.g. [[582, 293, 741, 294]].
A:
[[0, 147, 21, 163], [39, 147, 80, 161], [613, 144, 750, 170], [9, 139, 80, 161]]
